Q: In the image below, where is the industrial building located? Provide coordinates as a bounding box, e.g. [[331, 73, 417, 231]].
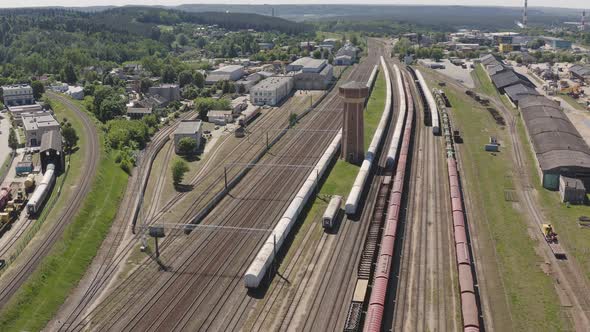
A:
[[479, 54, 534, 93], [250, 76, 294, 106], [148, 84, 180, 103], [543, 36, 573, 50], [207, 110, 234, 125], [173, 120, 203, 154], [286, 57, 334, 90], [569, 64, 590, 82], [23, 114, 60, 147], [8, 104, 45, 122], [334, 55, 353, 66], [126, 107, 152, 119], [205, 65, 245, 84], [40, 129, 64, 173], [518, 95, 590, 190], [1, 84, 34, 106], [503, 83, 539, 106], [559, 176, 586, 204]]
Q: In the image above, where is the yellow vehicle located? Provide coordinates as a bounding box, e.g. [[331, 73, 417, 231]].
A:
[[542, 224, 557, 243]]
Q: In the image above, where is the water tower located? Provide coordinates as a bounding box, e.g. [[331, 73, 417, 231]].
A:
[[339, 81, 369, 164]]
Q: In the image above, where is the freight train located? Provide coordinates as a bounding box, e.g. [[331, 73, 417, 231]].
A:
[[26, 163, 56, 215]]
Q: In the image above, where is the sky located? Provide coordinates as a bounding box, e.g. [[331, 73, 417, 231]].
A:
[[0, 0, 587, 10]]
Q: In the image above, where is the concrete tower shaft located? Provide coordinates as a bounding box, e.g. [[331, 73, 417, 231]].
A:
[[339, 81, 369, 164]]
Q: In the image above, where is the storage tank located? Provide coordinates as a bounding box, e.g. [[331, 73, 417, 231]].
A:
[[24, 174, 36, 191]]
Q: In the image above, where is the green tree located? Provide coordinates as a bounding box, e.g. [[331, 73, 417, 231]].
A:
[[312, 49, 322, 59], [193, 72, 205, 88], [177, 137, 198, 155], [8, 128, 18, 151], [61, 123, 79, 153], [172, 158, 189, 185], [162, 65, 176, 83], [31, 80, 45, 100], [62, 63, 78, 84], [98, 95, 125, 122], [178, 70, 194, 87], [176, 33, 189, 46]]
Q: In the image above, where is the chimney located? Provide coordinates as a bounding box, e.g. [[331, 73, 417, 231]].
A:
[[523, 0, 528, 28]]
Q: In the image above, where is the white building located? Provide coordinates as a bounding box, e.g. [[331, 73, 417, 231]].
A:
[[206, 65, 245, 84], [250, 76, 294, 106], [173, 120, 203, 154], [2, 84, 34, 106], [23, 114, 60, 147], [66, 86, 84, 100], [207, 110, 234, 125]]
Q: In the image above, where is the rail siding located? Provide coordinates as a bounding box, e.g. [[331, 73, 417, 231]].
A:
[[345, 56, 393, 215]]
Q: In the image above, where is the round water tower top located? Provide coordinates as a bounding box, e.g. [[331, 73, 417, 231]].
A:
[[339, 81, 369, 99]]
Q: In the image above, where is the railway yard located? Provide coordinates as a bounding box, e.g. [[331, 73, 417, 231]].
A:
[[0, 35, 589, 332]]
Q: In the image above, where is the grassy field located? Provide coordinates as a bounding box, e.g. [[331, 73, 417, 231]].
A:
[[0, 97, 128, 331], [440, 83, 569, 331], [364, 70, 387, 151], [473, 64, 499, 97], [559, 93, 587, 111]]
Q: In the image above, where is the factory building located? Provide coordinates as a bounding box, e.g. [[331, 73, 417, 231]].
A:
[[543, 36, 573, 50], [23, 114, 60, 147], [286, 57, 333, 90], [148, 84, 180, 103], [569, 64, 590, 82], [559, 176, 586, 204], [205, 65, 245, 84], [173, 120, 203, 154], [250, 76, 294, 106], [518, 95, 590, 190], [1, 84, 34, 106], [207, 110, 234, 125]]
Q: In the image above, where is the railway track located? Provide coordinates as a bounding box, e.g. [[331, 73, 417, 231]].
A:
[[388, 67, 460, 331], [0, 92, 100, 308], [62, 48, 380, 331], [54, 94, 320, 331]]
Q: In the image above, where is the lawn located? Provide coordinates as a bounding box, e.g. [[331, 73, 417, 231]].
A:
[[364, 69, 387, 151], [440, 83, 569, 331], [0, 96, 128, 331]]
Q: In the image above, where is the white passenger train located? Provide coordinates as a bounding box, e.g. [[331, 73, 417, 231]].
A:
[[386, 64, 408, 168], [26, 163, 56, 215], [322, 195, 342, 229], [415, 69, 440, 135]]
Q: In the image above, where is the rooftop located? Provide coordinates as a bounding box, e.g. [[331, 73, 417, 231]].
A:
[[40, 129, 63, 152], [175, 120, 202, 135], [252, 76, 292, 90], [212, 65, 244, 73], [519, 95, 590, 172], [288, 57, 326, 70]]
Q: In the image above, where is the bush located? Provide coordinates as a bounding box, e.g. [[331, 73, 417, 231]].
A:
[[172, 158, 189, 185], [105, 119, 149, 149], [177, 137, 198, 155]]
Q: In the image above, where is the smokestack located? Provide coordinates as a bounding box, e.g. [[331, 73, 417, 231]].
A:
[[523, 0, 528, 28], [582, 10, 586, 31]]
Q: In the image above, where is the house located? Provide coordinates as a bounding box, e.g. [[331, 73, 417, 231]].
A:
[[569, 64, 590, 82], [334, 55, 353, 66], [66, 86, 84, 100]]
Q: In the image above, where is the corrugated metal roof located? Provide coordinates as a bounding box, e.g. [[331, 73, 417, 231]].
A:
[[519, 95, 590, 171], [40, 129, 62, 152], [569, 64, 590, 77], [504, 83, 539, 102]]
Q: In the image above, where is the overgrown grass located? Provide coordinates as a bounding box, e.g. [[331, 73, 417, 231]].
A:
[[473, 63, 500, 97], [441, 84, 569, 331], [0, 97, 128, 331], [364, 70, 387, 151]]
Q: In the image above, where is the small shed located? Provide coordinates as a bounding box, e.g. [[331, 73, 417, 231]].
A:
[[559, 176, 586, 204], [40, 129, 64, 173]]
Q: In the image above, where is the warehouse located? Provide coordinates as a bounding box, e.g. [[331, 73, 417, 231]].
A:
[[205, 65, 245, 84], [40, 129, 64, 173], [286, 57, 333, 90], [519, 95, 590, 190], [148, 84, 180, 103], [1, 84, 34, 106], [503, 83, 539, 106], [173, 120, 202, 154], [569, 64, 590, 82], [250, 76, 294, 106], [207, 110, 234, 125]]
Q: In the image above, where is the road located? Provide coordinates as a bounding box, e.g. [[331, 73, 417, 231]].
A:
[[0, 92, 100, 308]]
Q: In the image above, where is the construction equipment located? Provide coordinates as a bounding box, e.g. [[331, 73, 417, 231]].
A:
[[542, 223, 557, 243]]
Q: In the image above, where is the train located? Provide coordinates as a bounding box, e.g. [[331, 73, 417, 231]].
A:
[[345, 57, 392, 215], [415, 69, 440, 135], [244, 130, 342, 288], [237, 106, 261, 127], [26, 163, 56, 216], [364, 72, 414, 332], [322, 195, 342, 229]]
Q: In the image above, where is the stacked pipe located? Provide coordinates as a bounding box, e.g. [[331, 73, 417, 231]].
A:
[[415, 69, 440, 135], [345, 56, 393, 215], [243, 130, 342, 288], [363, 72, 414, 332]]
